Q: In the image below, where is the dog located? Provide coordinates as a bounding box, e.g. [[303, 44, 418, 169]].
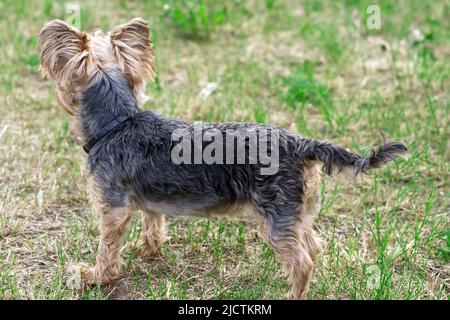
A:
[[38, 18, 407, 299]]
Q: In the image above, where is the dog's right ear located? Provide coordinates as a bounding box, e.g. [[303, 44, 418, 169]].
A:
[[110, 17, 155, 83], [38, 19, 89, 84], [110, 17, 155, 105]]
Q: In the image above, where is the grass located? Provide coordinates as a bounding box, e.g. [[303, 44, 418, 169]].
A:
[[0, 0, 448, 299]]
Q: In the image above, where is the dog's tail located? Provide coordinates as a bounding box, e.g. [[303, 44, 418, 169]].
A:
[[299, 139, 408, 176]]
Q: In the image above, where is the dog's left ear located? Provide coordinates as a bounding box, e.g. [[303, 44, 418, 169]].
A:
[[110, 18, 155, 85], [38, 19, 89, 83]]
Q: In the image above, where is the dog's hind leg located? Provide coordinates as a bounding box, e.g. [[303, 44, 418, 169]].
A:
[[252, 168, 320, 299], [301, 163, 322, 263], [138, 212, 167, 260], [256, 164, 321, 299], [256, 214, 316, 299]]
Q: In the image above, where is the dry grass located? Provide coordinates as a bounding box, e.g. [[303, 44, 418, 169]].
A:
[[0, 0, 448, 299]]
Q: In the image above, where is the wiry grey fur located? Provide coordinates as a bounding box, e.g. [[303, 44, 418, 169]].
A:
[[38, 16, 409, 298], [79, 72, 408, 238]]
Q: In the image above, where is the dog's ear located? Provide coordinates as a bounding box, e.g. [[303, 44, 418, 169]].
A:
[[110, 17, 155, 87], [38, 19, 90, 84]]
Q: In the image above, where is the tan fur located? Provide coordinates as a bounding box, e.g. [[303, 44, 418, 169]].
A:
[[138, 212, 167, 260], [76, 178, 132, 284], [256, 216, 314, 300], [301, 163, 321, 221], [253, 163, 322, 300], [42, 18, 325, 298], [39, 18, 156, 284], [38, 18, 154, 114], [110, 18, 155, 104], [78, 165, 323, 292]]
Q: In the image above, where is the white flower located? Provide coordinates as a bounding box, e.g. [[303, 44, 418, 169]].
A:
[[197, 82, 218, 101], [410, 28, 425, 42]]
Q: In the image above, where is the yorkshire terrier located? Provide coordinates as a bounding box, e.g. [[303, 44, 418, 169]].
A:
[[38, 18, 407, 299]]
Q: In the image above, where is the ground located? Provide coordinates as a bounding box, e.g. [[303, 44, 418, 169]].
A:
[[0, 0, 448, 299]]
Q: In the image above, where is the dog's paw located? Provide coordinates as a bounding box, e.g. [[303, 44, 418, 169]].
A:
[[67, 262, 96, 289], [136, 238, 166, 261], [137, 241, 159, 260]]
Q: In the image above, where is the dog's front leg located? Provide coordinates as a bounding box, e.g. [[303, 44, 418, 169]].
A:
[[76, 207, 132, 285], [138, 212, 167, 260]]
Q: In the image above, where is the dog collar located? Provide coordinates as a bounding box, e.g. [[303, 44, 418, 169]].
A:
[[83, 113, 138, 154]]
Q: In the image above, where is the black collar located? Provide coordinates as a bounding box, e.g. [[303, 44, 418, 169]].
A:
[[83, 113, 139, 154]]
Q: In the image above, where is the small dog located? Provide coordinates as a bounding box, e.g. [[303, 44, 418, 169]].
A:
[[38, 18, 407, 299]]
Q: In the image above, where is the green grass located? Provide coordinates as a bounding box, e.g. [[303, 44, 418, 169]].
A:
[[0, 0, 448, 299]]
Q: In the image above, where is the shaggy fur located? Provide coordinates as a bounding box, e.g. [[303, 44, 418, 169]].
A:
[[38, 18, 407, 299]]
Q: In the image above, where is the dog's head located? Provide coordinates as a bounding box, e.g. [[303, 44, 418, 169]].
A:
[[38, 18, 155, 114]]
